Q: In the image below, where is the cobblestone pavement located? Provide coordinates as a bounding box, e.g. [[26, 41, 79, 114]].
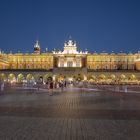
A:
[[0, 88, 140, 140]]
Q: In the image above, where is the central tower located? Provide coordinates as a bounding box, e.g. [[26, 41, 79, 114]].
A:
[[63, 40, 78, 54], [53, 39, 87, 68], [53, 39, 88, 81]]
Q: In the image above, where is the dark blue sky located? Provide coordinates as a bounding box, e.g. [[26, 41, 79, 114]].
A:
[[0, 0, 140, 53]]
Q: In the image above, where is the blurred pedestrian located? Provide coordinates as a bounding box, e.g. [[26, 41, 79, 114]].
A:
[[60, 82, 64, 92], [0, 82, 4, 92], [49, 81, 53, 96], [64, 81, 67, 87]]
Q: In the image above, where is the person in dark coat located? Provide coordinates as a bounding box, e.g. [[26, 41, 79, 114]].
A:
[[49, 82, 53, 96]]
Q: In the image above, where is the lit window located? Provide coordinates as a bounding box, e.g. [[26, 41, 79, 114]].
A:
[[67, 61, 73, 67], [60, 60, 64, 67], [76, 61, 80, 67]]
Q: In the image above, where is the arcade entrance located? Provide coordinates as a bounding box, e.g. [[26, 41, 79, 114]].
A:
[[55, 74, 84, 83]]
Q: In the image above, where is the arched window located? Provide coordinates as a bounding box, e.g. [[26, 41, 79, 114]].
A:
[[76, 60, 81, 67], [67, 61, 73, 67], [60, 60, 64, 67], [19, 64, 22, 69], [27, 65, 30, 69]]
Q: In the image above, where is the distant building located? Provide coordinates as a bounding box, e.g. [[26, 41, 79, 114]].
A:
[[0, 39, 140, 84]]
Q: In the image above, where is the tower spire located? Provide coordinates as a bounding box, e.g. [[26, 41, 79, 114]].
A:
[[69, 35, 72, 40], [34, 39, 41, 54]]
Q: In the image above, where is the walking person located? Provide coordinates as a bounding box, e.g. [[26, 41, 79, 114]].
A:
[[60, 81, 64, 92], [64, 81, 67, 88], [49, 81, 53, 96], [37, 79, 42, 91]]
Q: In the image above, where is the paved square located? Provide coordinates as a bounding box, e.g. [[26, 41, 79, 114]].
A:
[[0, 88, 140, 140]]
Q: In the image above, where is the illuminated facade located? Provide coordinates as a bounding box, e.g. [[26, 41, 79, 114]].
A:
[[0, 39, 140, 84]]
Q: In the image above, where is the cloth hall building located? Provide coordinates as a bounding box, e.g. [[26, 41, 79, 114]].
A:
[[0, 39, 140, 84]]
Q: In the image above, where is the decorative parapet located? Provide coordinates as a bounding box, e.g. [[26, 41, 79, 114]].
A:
[[53, 40, 88, 55]]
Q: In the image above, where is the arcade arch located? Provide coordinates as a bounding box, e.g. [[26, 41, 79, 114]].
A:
[[119, 74, 126, 80], [129, 74, 136, 80], [0, 73, 6, 81], [109, 74, 116, 80], [17, 74, 25, 83], [8, 73, 16, 83], [98, 74, 106, 80], [43, 74, 53, 83], [26, 74, 33, 81], [87, 75, 96, 81]]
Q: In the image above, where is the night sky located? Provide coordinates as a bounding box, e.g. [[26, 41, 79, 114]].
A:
[[0, 0, 140, 53]]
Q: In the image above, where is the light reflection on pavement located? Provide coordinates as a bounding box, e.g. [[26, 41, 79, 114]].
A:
[[0, 87, 140, 140]]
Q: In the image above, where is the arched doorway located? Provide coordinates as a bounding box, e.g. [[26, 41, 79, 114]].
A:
[[17, 74, 25, 83], [43, 74, 53, 83], [119, 74, 126, 84], [87, 75, 96, 83], [8, 74, 16, 83], [129, 74, 136, 80], [0, 73, 7, 82], [34, 74, 43, 84], [26, 74, 33, 81], [108, 74, 116, 84], [98, 74, 106, 84]]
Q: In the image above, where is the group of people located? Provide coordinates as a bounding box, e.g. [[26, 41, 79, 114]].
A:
[[22, 79, 67, 95], [48, 81, 67, 96]]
